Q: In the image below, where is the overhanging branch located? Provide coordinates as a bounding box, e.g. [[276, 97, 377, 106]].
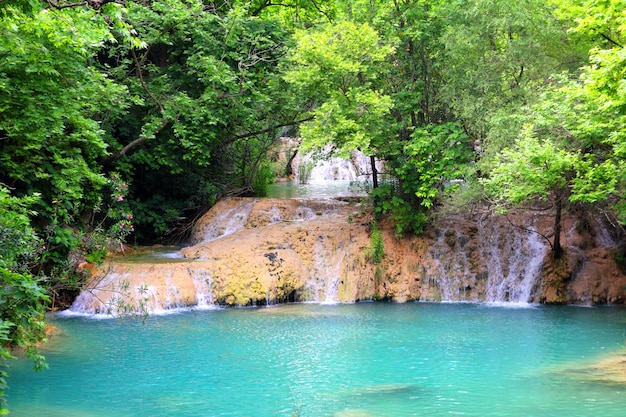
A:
[[47, 0, 125, 9], [231, 116, 314, 141], [600, 33, 624, 48], [100, 118, 173, 165], [504, 214, 554, 253]]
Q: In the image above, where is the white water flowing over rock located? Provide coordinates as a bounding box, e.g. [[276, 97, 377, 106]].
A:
[[304, 240, 346, 304], [292, 147, 383, 184], [197, 200, 256, 242], [420, 216, 548, 304], [191, 268, 215, 308], [483, 226, 546, 303], [65, 152, 626, 315], [67, 201, 563, 316], [307, 153, 373, 182]]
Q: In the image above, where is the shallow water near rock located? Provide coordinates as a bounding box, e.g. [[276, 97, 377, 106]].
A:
[[8, 303, 626, 416]]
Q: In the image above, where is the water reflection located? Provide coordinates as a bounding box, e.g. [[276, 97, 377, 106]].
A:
[[266, 180, 369, 199]]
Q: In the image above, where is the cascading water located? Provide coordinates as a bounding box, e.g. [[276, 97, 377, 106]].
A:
[[482, 225, 546, 303], [69, 272, 124, 315], [294, 150, 378, 183], [304, 240, 347, 303], [421, 216, 547, 304], [64, 142, 625, 315], [190, 268, 215, 308], [194, 200, 256, 243]]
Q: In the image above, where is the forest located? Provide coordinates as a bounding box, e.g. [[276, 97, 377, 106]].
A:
[[0, 0, 625, 410]]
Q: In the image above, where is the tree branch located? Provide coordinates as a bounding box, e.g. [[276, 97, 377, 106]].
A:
[[309, 0, 333, 23], [132, 49, 164, 112], [231, 116, 314, 141], [504, 214, 554, 253], [47, 0, 125, 10], [100, 118, 173, 165], [600, 33, 623, 48]]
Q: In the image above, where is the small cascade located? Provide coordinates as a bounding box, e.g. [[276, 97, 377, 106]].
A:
[[294, 149, 382, 184], [190, 268, 215, 308], [196, 200, 256, 242], [422, 217, 548, 304], [322, 253, 347, 304], [427, 230, 475, 301], [68, 272, 123, 315], [305, 241, 346, 303], [65, 262, 205, 315], [164, 285, 183, 310], [141, 286, 161, 313], [294, 206, 317, 221], [481, 225, 546, 303], [308, 157, 362, 181]]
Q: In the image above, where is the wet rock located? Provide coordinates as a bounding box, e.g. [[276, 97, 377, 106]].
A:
[[69, 200, 626, 313]]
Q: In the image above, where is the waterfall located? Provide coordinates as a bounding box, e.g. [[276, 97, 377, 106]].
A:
[[305, 240, 346, 304], [62, 136, 626, 314], [69, 192, 618, 316], [64, 261, 215, 316], [67, 271, 123, 315], [428, 230, 475, 301], [422, 217, 547, 304], [190, 268, 215, 308], [482, 225, 546, 303], [195, 200, 256, 243], [293, 149, 382, 184]]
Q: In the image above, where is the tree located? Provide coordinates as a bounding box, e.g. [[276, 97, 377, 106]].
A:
[[283, 20, 395, 187], [99, 0, 300, 240], [559, 0, 626, 222], [436, 0, 587, 167], [0, 4, 126, 220], [377, 123, 474, 235], [486, 0, 626, 240], [483, 130, 580, 258], [0, 2, 137, 292]]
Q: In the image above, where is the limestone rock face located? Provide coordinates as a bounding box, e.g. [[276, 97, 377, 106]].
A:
[[69, 198, 626, 314]]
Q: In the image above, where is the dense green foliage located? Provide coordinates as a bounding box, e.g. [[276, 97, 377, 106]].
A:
[[1, 0, 626, 410], [0, 188, 47, 413]]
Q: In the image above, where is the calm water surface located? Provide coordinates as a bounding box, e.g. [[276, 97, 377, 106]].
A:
[[7, 303, 626, 416], [266, 180, 368, 199]]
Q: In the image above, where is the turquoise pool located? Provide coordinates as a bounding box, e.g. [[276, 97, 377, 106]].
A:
[[7, 303, 626, 416]]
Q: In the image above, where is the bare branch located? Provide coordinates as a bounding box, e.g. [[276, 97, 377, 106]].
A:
[[100, 117, 173, 165], [600, 33, 624, 48], [0, 182, 16, 190], [309, 0, 333, 23], [47, 0, 125, 10], [132, 49, 164, 112], [230, 116, 314, 141], [504, 214, 555, 252]]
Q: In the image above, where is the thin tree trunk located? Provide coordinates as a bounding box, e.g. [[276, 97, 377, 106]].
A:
[[370, 155, 378, 188], [553, 193, 563, 259]]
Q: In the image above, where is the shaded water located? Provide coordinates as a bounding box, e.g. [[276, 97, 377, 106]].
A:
[[266, 180, 368, 199], [8, 303, 626, 416]]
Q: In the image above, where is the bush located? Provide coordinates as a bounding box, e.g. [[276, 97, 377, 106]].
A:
[[0, 186, 49, 413]]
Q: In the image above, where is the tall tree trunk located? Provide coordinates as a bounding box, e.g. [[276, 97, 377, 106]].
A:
[[370, 155, 378, 188], [553, 193, 563, 259]]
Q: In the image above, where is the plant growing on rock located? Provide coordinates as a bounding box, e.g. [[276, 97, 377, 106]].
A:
[[366, 221, 385, 264]]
